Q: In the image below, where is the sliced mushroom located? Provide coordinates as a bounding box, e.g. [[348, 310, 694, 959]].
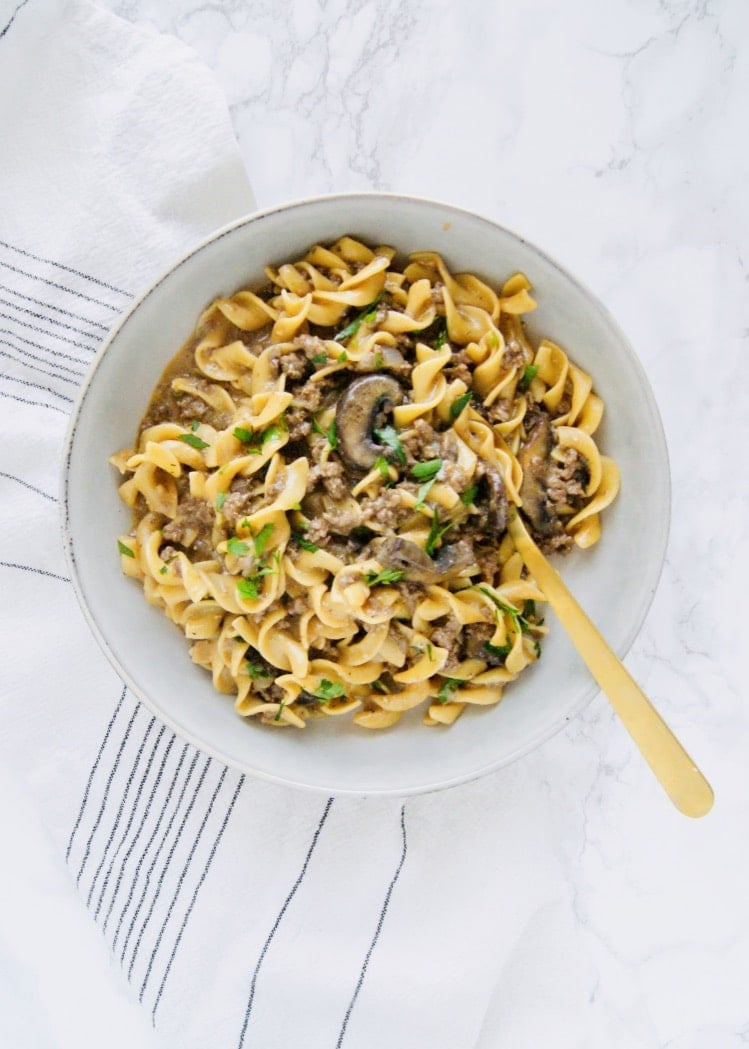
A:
[[482, 462, 508, 534], [335, 374, 404, 471], [518, 412, 554, 535], [371, 536, 475, 584]]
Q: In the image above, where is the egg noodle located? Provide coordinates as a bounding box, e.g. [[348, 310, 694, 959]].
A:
[[111, 238, 619, 729]]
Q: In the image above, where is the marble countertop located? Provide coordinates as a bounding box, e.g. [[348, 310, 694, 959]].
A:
[[2, 1, 747, 1046]]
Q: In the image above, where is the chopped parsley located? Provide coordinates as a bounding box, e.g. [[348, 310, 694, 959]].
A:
[[253, 523, 274, 557], [233, 425, 256, 445], [236, 577, 259, 601], [337, 350, 348, 363], [433, 325, 448, 349], [414, 478, 437, 509], [117, 540, 135, 558], [425, 512, 453, 557], [312, 679, 345, 702], [520, 364, 539, 389], [364, 567, 406, 587], [312, 353, 328, 365], [437, 678, 461, 703], [374, 424, 406, 466], [333, 293, 384, 343], [246, 661, 271, 679], [484, 641, 511, 661], [273, 700, 286, 722], [294, 533, 319, 553], [373, 351, 384, 369], [374, 455, 391, 481], [371, 679, 390, 694], [477, 586, 535, 633], [178, 432, 209, 450], [227, 536, 250, 557], [215, 492, 227, 511], [159, 564, 168, 575], [411, 458, 442, 481], [449, 391, 472, 421], [460, 484, 478, 505], [326, 418, 338, 450], [190, 420, 200, 432], [261, 423, 283, 445], [426, 643, 435, 662]]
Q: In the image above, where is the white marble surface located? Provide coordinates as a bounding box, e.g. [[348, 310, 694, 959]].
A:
[[2, 0, 748, 1046]]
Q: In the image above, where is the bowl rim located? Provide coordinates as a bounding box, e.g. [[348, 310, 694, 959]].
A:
[[60, 190, 672, 796]]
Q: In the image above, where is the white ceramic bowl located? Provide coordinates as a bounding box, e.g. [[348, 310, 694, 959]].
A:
[[61, 193, 670, 795]]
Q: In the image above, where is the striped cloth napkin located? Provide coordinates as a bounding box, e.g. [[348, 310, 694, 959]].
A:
[[0, 3, 567, 1047]]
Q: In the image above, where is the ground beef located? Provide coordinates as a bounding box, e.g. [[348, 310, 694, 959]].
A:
[[430, 616, 462, 669], [286, 382, 323, 440], [278, 351, 308, 381], [485, 398, 515, 425], [546, 448, 588, 508], [460, 622, 498, 663], [309, 460, 348, 500], [293, 334, 330, 359], [502, 337, 526, 370], [359, 489, 410, 531], [162, 496, 215, 559], [220, 477, 259, 528], [443, 348, 473, 385], [401, 418, 442, 463], [306, 502, 364, 544]]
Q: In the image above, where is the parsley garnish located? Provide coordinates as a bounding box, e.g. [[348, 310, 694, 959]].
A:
[[326, 418, 338, 450], [364, 568, 406, 587], [261, 424, 283, 445], [233, 426, 255, 444], [449, 391, 472, 421], [411, 459, 442, 480], [477, 586, 534, 633], [178, 432, 209, 450], [371, 679, 390, 694], [117, 540, 135, 558], [215, 492, 227, 511], [520, 364, 539, 389], [460, 484, 478, 505], [337, 350, 348, 363], [253, 523, 274, 557], [414, 478, 436, 509], [437, 678, 460, 703], [373, 351, 384, 368], [159, 564, 168, 575], [312, 353, 328, 365], [246, 661, 270, 679], [374, 424, 406, 466], [227, 536, 250, 557], [433, 325, 448, 349], [425, 512, 453, 556], [237, 577, 259, 600], [333, 293, 384, 343], [274, 701, 286, 722], [374, 455, 390, 481], [312, 679, 345, 702], [295, 533, 319, 553], [190, 420, 200, 432], [484, 641, 511, 661]]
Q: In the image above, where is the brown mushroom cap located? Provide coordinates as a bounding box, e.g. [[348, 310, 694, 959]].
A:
[[371, 536, 475, 584], [335, 374, 404, 471], [518, 413, 553, 535]]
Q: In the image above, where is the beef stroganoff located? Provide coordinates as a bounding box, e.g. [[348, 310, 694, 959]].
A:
[[110, 238, 619, 729]]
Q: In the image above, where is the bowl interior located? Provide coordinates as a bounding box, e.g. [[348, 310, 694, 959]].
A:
[[62, 194, 670, 795]]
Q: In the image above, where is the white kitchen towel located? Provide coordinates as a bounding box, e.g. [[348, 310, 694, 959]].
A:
[[0, 3, 568, 1048]]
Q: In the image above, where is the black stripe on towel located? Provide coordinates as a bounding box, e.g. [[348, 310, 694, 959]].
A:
[[0, 558, 69, 582], [0, 345, 79, 385], [0, 370, 73, 403], [112, 742, 192, 956], [102, 734, 176, 935], [0, 281, 109, 330], [126, 754, 212, 980], [0, 294, 102, 341], [0, 237, 131, 298], [236, 796, 335, 1049], [85, 717, 157, 907], [138, 766, 230, 1002], [0, 469, 56, 502], [335, 805, 409, 1049], [93, 725, 167, 921], [66, 687, 126, 862], [0, 258, 123, 312], [0, 387, 68, 414], [0, 325, 90, 367], [0, 0, 30, 39], [0, 307, 98, 355], [150, 773, 245, 1024], [0, 334, 86, 378], [75, 696, 140, 886]]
